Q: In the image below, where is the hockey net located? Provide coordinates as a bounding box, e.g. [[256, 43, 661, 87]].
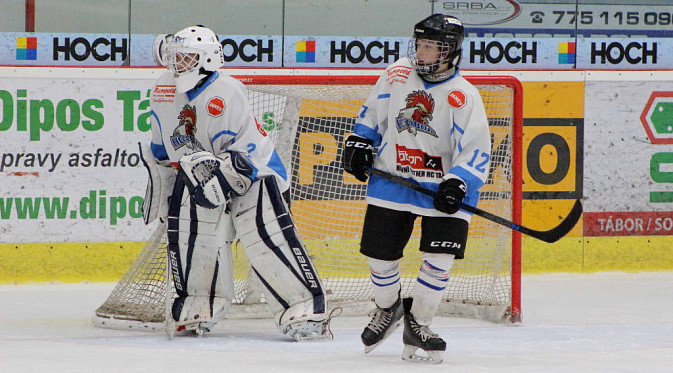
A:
[[93, 74, 522, 331]]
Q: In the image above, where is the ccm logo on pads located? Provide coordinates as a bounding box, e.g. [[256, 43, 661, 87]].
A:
[[430, 241, 462, 249], [448, 90, 467, 109], [207, 97, 225, 117]]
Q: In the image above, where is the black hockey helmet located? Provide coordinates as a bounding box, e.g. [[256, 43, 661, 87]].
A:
[[414, 14, 464, 48], [409, 14, 464, 79]]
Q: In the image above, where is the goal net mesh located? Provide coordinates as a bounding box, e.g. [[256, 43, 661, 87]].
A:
[[93, 75, 520, 330]]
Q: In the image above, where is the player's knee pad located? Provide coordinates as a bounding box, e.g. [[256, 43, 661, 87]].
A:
[[411, 252, 455, 324], [230, 176, 327, 328], [368, 258, 401, 308], [417, 252, 454, 290], [167, 178, 235, 330]]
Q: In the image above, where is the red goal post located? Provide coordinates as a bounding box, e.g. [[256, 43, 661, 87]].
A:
[[92, 73, 522, 331]]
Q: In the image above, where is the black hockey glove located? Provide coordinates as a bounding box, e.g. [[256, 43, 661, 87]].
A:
[[433, 178, 467, 215], [342, 134, 373, 182]]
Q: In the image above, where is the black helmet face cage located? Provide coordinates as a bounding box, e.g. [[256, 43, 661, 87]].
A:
[[408, 36, 458, 76]]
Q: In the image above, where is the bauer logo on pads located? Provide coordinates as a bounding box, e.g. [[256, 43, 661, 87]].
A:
[[448, 90, 467, 109], [207, 96, 225, 117]]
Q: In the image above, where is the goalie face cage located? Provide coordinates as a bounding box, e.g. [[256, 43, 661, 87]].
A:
[[92, 74, 522, 331]]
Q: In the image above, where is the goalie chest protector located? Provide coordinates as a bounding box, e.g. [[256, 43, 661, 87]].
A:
[[149, 70, 289, 192]]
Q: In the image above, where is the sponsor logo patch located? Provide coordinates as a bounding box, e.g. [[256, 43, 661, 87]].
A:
[[153, 85, 176, 103], [396, 144, 443, 171], [207, 96, 225, 117], [386, 66, 413, 85], [448, 89, 467, 109]]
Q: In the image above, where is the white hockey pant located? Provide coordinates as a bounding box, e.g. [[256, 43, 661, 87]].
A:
[[230, 176, 329, 338], [167, 177, 235, 330]]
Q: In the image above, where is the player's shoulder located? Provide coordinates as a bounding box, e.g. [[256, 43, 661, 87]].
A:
[[209, 72, 248, 94], [154, 70, 175, 85], [448, 73, 481, 97], [384, 57, 414, 73], [377, 57, 416, 85]]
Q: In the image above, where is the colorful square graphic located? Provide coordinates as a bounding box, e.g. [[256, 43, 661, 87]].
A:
[[296, 40, 315, 63], [558, 42, 576, 64], [16, 37, 37, 60]]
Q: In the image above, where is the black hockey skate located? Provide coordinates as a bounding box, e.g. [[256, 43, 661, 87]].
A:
[[401, 298, 446, 364], [361, 297, 404, 353]]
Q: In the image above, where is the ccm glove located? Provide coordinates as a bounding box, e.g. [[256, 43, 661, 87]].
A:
[[433, 178, 467, 215], [342, 134, 373, 182]]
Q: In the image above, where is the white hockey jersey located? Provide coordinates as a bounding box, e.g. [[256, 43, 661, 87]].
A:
[[148, 71, 288, 191], [354, 57, 491, 219]]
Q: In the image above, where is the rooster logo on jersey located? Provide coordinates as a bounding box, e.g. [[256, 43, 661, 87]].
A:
[[170, 104, 204, 151], [395, 90, 438, 138]]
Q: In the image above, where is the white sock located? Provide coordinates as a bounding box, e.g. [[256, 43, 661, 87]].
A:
[[368, 258, 401, 309], [411, 253, 454, 325]]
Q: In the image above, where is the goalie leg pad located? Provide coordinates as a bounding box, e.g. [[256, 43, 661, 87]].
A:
[[139, 142, 176, 224], [167, 178, 235, 333], [179, 151, 254, 209], [230, 177, 329, 337]]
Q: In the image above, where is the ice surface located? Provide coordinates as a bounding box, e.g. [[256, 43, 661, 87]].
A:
[[1, 272, 672, 372]]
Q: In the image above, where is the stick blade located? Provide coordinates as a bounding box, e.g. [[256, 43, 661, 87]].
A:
[[535, 199, 583, 243]]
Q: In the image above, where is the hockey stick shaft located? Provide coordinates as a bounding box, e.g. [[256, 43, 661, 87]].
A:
[[365, 167, 582, 243]]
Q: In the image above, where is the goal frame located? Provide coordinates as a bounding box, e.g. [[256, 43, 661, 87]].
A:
[[232, 74, 523, 322]]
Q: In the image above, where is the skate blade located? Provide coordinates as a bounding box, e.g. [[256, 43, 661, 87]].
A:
[[401, 345, 444, 364], [287, 320, 334, 342], [168, 321, 211, 338], [363, 320, 402, 354]]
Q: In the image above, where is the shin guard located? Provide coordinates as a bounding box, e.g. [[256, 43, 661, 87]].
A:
[[410, 253, 454, 325]]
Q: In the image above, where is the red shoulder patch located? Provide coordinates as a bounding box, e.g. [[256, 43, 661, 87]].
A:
[[207, 97, 225, 117], [448, 90, 467, 109]]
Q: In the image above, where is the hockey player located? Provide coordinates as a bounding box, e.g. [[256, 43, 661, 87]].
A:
[[342, 14, 491, 364], [140, 25, 332, 340]]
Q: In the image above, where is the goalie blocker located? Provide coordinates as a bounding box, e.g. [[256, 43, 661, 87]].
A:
[[166, 150, 332, 339]]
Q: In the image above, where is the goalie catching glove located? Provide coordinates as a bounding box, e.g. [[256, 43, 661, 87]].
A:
[[433, 177, 466, 215], [179, 151, 254, 208], [343, 134, 374, 182]]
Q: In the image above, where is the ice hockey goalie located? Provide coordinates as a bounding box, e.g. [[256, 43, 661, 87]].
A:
[[139, 25, 332, 341]]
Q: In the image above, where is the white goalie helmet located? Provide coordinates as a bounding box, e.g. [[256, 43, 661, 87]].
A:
[[166, 26, 224, 93]]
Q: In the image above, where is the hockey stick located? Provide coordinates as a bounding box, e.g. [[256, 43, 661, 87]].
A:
[[365, 167, 582, 243]]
